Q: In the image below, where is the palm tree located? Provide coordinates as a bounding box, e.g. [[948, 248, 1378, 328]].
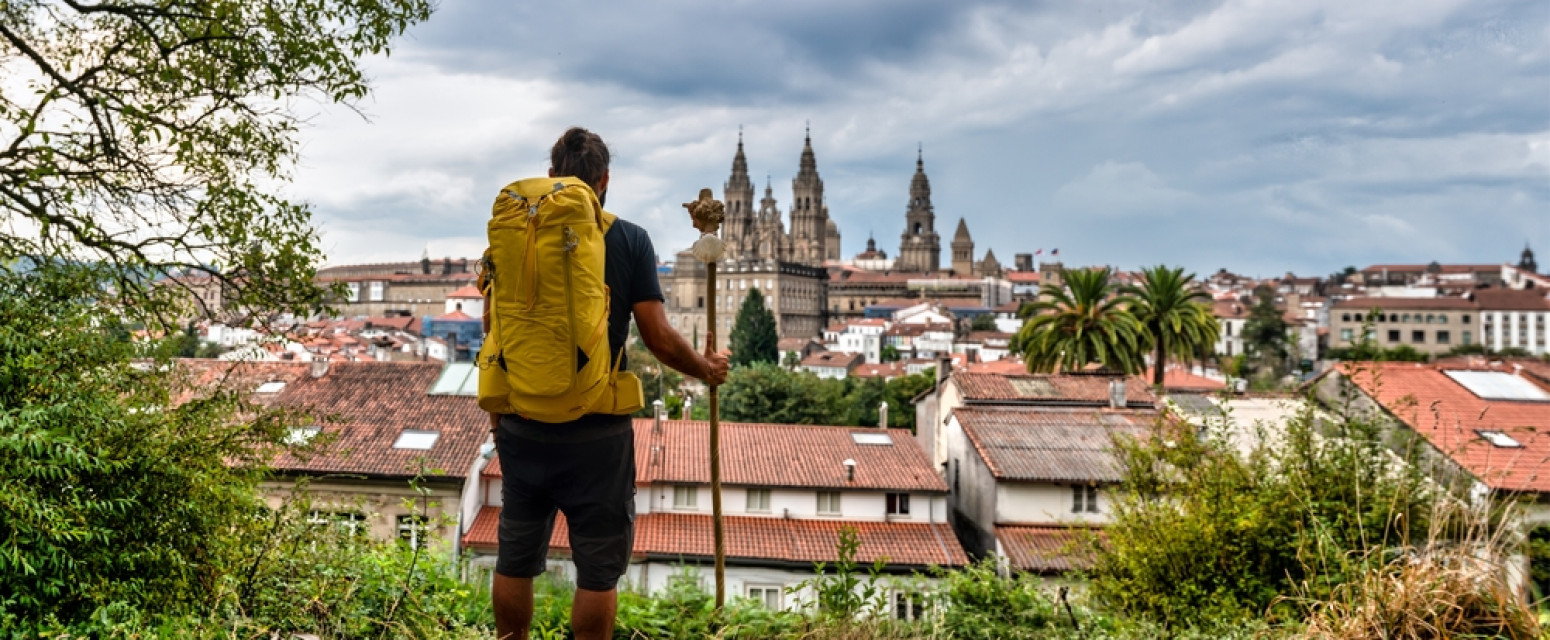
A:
[[1126, 265, 1220, 386], [1017, 267, 1146, 374]]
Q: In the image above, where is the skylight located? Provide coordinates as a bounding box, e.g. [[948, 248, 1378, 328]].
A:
[[851, 432, 893, 446], [255, 381, 286, 393], [393, 429, 440, 450], [285, 426, 320, 446], [428, 363, 478, 396], [1476, 430, 1523, 448], [1443, 371, 1550, 402]]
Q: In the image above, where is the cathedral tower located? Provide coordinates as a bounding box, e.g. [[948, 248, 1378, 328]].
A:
[[789, 126, 834, 266], [722, 131, 756, 261], [897, 148, 941, 273], [951, 218, 975, 275]]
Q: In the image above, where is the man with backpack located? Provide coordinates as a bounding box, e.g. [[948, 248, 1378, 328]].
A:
[[484, 127, 729, 640]]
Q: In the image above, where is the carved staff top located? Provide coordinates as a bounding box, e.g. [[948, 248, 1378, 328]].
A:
[[684, 188, 725, 235]]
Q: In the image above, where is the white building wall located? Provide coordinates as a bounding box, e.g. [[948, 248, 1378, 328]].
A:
[[995, 483, 1111, 526]]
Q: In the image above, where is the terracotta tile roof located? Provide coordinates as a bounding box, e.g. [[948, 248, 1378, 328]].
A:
[[996, 525, 1097, 573], [954, 407, 1152, 483], [1006, 271, 1041, 284], [963, 358, 1030, 375], [777, 337, 821, 352], [432, 310, 476, 321], [447, 285, 484, 299], [643, 420, 948, 492], [852, 363, 905, 379], [1339, 362, 1550, 493], [953, 372, 1157, 408], [1213, 300, 1249, 319], [801, 351, 863, 369], [363, 316, 421, 333], [1332, 296, 1478, 310], [1473, 288, 1550, 311], [966, 331, 1013, 344], [1142, 366, 1227, 392], [1361, 263, 1502, 274], [173, 359, 313, 404], [264, 362, 489, 480], [463, 510, 966, 568], [994, 300, 1024, 313]]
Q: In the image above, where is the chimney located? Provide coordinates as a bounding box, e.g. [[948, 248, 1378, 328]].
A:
[[446, 332, 458, 363], [442, 257, 452, 275], [682, 395, 693, 420], [936, 354, 952, 388], [652, 399, 664, 433], [843, 458, 856, 482], [878, 401, 889, 429], [310, 359, 329, 378], [1109, 378, 1127, 409]]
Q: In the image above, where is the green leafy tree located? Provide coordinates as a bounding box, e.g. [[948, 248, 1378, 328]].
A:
[[880, 344, 901, 363], [720, 362, 837, 424], [0, 266, 300, 620], [729, 288, 779, 367], [1127, 265, 1220, 386], [1016, 267, 1145, 374], [1240, 290, 1289, 377], [971, 313, 997, 331], [0, 0, 431, 325]]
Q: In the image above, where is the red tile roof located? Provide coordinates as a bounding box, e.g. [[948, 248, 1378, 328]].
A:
[[463, 509, 966, 568], [432, 310, 476, 321], [996, 525, 1098, 573], [262, 362, 489, 480], [801, 351, 863, 369], [1473, 288, 1550, 311], [852, 363, 905, 379], [954, 407, 1152, 482], [1142, 367, 1227, 392], [1213, 300, 1249, 319], [1339, 362, 1550, 493], [644, 420, 947, 492], [963, 358, 1031, 375], [953, 372, 1157, 408], [447, 285, 484, 299], [1006, 271, 1041, 284]]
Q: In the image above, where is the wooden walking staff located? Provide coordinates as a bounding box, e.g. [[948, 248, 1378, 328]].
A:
[[684, 188, 728, 609]]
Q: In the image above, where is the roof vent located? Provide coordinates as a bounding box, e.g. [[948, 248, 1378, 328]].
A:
[[310, 359, 330, 378], [843, 458, 857, 482], [878, 401, 889, 429]]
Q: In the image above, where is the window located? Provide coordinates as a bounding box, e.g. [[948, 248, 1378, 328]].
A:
[[1438, 314, 1448, 323], [1387, 330, 1400, 343], [369, 281, 385, 302], [1071, 485, 1099, 513], [747, 585, 782, 610], [346, 282, 360, 301], [1463, 330, 1473, 345], [894, 591, 927, 621], [673, 485, 698, 509], [746, 488, 771, 513], [1341, 313, 1351, 322], [1463, 314, 1471, 324], [393, 429, 440, 450], [1411, 330, 1425, 344], [886, 493, 911, 516], [397, 515, 428, 548], [952, 460, 960, 494], [310, 511, 366, 537], [1436, 330, 1450, 344], [697, 296, 704, 308], [1477, 430, 1523, 448], [817, 491, 841, 516], [1340, 328, 1354, 342]]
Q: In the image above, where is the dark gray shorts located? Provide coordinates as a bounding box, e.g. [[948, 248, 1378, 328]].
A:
[[494, 415, 636, 591]]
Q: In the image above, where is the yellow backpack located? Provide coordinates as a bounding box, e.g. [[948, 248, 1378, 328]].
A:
[[476, 176, 643, 422]]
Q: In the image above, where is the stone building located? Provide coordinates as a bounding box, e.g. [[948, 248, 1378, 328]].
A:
[[316, 255, 478, 319], [896, 151, 942, 274], [661, 131, 835, 340]]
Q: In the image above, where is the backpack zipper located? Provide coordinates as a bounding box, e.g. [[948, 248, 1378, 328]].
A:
[[563, 226, 579, 391]]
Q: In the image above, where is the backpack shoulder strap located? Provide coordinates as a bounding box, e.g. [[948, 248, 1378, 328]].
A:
[[599, 210, 618, 234]]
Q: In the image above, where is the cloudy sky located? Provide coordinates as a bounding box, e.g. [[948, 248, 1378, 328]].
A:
[[288, 0, 1549, 278]]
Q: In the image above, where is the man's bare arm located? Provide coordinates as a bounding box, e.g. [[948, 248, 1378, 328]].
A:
[[633, 299, 728, 386]]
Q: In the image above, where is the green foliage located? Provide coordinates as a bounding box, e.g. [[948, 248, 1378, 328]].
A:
[[1126, 265, 1219, 386], [1017, 267, 1145, 374], [717, 363, 931, 429], [1089, 382, 1477, 628], [1, 0, 431, 327], [0, 266, 296, 621], [881, 344, 902, 363], [729, 288, 780, 367], [793, 526, 887, 620], [1240, 290, 1289, 376], [970, 314, 997, 332], [927, 560, 1064, 639], [626, 326, 684, 417]]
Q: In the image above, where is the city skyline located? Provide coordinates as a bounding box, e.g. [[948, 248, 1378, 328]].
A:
[[286, 0, 1549, 277]]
